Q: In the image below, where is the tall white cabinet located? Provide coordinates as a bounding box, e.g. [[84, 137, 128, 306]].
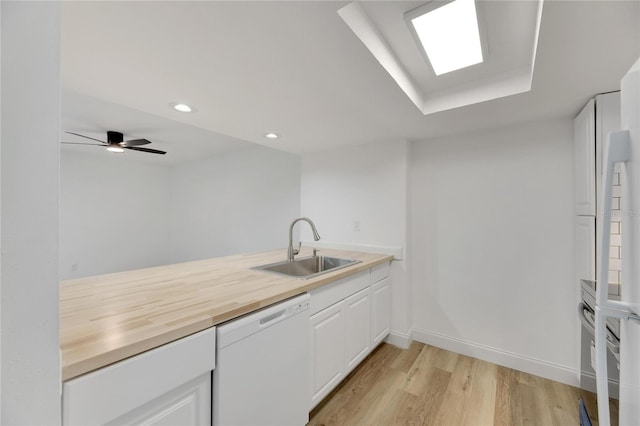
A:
[[574, 92, 621, 292]]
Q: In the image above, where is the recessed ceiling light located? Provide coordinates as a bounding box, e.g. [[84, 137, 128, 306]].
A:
[[173, 103, 193, 113], [407, 0, 484, 76], [264, 133, 279, 140]]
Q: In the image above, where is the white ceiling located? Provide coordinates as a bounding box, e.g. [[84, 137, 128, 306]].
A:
[[61, 1, 640, 155], [62, 90, 256, 165]]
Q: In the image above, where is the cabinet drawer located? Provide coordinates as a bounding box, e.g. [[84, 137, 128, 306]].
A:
[[370, 262, 390, 284], [63, 327, 216, 425], [309, 271, 369, 316]]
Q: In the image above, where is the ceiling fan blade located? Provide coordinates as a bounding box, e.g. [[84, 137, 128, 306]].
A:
[[65, 131, 107, 144], [122, 138, 151, 147], [124, 146, 167, 155], [61, 142, 106, 146]]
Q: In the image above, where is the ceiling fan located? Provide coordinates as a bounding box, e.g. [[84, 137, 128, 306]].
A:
[[62, 130, 167, 155]]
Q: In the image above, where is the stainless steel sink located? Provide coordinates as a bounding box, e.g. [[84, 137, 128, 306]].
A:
[[252, 256, 361, 279]]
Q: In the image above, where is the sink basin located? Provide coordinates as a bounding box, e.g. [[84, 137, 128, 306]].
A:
[[252, 256, 361, 279]]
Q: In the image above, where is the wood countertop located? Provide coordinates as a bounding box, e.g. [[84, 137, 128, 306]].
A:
[[60, 248, 393, 381]]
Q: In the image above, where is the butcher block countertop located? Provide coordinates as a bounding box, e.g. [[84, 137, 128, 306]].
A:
[[60, 248, 393, 381]]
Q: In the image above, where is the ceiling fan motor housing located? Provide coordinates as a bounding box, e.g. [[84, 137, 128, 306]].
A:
[[107, 131, 124, 145]]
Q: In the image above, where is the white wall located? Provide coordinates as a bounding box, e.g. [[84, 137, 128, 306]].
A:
[[1, 2, 61, 423], [300, 141, 411, 340], [61, 145, 301, 277], [410, 118, 577, 384], [170, 146, 301, 262], [60, 151, 172, 279]]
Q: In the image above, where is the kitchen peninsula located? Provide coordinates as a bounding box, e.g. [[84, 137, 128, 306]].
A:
[[60, 247, 392, 380]]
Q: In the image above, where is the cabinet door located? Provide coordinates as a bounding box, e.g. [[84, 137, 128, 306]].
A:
[[595, 92, 621, 213], [107, 373, 211, 426], [344, 287, 371, 372], [575, 99, 596, 216], [310, 302, 345, 408], [63, 328, 215, 426], [576, 216, 596, 282], [371, 277, 391, 346]]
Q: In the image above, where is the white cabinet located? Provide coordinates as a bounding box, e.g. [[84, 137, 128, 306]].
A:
[[105, 373, 211, 426], [576, 216, 596, 282], [310, 301, 346, 407], [371, 277, 391, 346], [344, 288, 372, 371], [309, 261, 391, 410], [595, 92, 622, 213], [63, 328, 216, 426], [575, 98, 596, 216], [574, 92, 621, 290], [575, 93, 621, 216]]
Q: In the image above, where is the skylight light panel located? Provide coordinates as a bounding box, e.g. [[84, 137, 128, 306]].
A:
[[409, 0, 483, 76]]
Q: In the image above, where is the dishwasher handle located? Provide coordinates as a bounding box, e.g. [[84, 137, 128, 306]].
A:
[[259, 310, 287, 327]]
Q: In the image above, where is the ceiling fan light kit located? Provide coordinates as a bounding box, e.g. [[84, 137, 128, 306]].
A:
[[62, 130, 167, 155], [106, 145, 124, 153]]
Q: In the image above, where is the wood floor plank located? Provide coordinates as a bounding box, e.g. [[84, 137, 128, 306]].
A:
[[400, 345, 438, 396], [351, 369, 408, 425], [309, 344, 404, 425], [427, 344, 459, 373], [391, 340, 424, 373], [493, 365, 518, 426], [430, 354, 475, 425], [393, 364, 452, 426], [518, 381, 554, 426], [308, 342, 618, 426], [460, 358, 497, 426]]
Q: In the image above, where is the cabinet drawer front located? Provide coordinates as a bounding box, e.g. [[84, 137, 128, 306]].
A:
[[63, 327, 216, 425], [309, 271, 369, 316], [370, 262, 390, 284]]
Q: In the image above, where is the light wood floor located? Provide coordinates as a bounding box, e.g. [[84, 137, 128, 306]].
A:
[[309, 342, 618, 426]]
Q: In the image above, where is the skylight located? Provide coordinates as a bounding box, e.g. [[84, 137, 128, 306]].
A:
[[408, 0, 483, 76]]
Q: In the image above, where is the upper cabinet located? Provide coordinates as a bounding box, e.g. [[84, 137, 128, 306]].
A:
[[575, 99, 596, 216], [574, 92, 621, 216], [594, 92, 622, 217]]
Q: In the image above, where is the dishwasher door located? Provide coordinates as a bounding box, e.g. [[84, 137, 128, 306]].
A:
[[213, 293, 310, 426]]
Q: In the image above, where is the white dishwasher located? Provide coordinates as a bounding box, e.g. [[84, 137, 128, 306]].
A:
[[213, 293, 310, 426]]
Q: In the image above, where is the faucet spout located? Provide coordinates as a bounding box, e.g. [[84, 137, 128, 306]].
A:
[[288, 217, 321, 262]]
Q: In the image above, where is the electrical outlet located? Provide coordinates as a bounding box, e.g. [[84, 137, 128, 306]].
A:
[[71, 263, 78, 272], [354, 220, 361, 231]]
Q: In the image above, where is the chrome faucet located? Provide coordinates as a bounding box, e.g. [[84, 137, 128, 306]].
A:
[[288, 217, 321, 261]]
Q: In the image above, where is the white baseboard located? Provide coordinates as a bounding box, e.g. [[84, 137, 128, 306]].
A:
[[412, 328, 580, 387], [384, 330, 412, 349], [580, 371, 620, 399], [302, 240, 403, 260]]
